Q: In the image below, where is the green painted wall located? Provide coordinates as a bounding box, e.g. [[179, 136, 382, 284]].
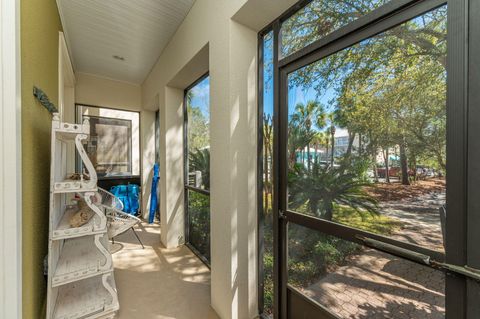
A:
[[21, 0, 62, 318]]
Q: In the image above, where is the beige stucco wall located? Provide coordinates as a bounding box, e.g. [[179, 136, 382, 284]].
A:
[[140, 109, 157, 219], [74, 73, 156, 219], [141, 0, 297, 317], [76, 72, 142, 111]]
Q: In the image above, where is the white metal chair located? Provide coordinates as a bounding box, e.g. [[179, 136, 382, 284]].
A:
[[96, 187, 145, 249]]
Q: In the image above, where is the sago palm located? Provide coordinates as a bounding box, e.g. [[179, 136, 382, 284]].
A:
[[288, 163, 378, 221]]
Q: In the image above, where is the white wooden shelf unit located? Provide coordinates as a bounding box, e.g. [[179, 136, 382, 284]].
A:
[[46, 113, 119, 319]]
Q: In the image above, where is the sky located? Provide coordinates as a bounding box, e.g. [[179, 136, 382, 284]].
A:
[[263, 31, 339, 134], [189, 76, 210, 120]]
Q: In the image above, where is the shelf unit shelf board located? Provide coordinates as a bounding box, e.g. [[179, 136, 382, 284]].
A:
[[53, 274, 119, 319], [55, 129, 88, 141], [53, 179, 97, 194], [52, 235, 111, 287], [52, 206, 105, 240]]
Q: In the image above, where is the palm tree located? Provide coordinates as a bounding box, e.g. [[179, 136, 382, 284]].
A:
[[189, 148, 210, 189], [288, 163, 378, 221], [288, 122, 313, 168], [263, 114, 273, 212], [323, 133, 330, 163], [290, 101, 327, 170], [311, 132, 326, 164], [328, 113, 336, 167]]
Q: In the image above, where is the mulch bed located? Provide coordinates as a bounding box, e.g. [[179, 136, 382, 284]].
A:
[[365, 178, 446, 202]]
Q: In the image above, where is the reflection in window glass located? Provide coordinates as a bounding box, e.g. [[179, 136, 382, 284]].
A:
[[77, 105, 140, 177], [90, 117, 132, 175], [280, 0, 389, 58], [260, 31, 274, 317], [186, 76, 210, 190], [187, 190, 210, 262], [288, 223, 445, 318], [287, 6, 447, 252]]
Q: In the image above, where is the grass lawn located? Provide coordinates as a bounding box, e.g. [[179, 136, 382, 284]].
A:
[[333, 205, 402, 235]]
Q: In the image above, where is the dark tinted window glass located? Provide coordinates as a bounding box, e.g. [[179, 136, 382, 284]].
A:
[[260, 31, 274, 317], [187, 190, 210, 262], [280, 0, 389, 58], [288, 223, 445, 318]]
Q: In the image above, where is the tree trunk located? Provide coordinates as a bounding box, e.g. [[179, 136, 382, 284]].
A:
[[345, 132, 355, 159], [324, 201, 334, 221], [264, 141, 269, 212], [307, 144, 311, 171], [399, 139, 410, 185], [343, 132, 356, 170], [372, 148, 379, 182], [412, 154, 417, 181], [314, 143, 318, 164], [289, 149, 296, 168], [325, 139, 329, 163], [435, 152, 446, 172], [383, 148, 390, 183], [359, 133, 363, 156], [330, 128, 335, 167]]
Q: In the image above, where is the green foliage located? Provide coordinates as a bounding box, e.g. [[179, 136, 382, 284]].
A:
[[281, 0, 389, 57], [288, 100, 327, 168], [187, 104, 209, 151], [189, 148, 210, 189], [333, 205, 401, 234], [263, 252, 274, 312], [286, 5, 447, 174], [288, 163, 378, 220], [288, 227, 360, 288], [187, 191, 210, 262]]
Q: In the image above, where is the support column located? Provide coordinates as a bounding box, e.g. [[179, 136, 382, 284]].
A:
[[210, 19, 258, 319], [141, 110, 156, 220], [160, 87, 185, 248]]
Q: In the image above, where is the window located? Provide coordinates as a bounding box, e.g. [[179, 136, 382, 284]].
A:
[[280, 0, 389, 58], [184, 74, 211, 264], [259, 0, 477, 317], [287, 6, 447, 252], [76, 105, 140, 178], [259, 30, 275, 316]]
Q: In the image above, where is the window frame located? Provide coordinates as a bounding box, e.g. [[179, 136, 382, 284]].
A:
[[257, 0, 478, 317], [183, 72, 211, 267]]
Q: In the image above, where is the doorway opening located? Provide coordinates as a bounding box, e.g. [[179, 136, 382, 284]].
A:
[[259, 0, 478, 317]]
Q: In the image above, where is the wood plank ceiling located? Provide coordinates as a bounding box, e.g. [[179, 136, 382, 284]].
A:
[[57, 0, 196, 84]]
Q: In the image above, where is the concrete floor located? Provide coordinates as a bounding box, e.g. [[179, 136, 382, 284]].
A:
[[111, 222, 219, 319]]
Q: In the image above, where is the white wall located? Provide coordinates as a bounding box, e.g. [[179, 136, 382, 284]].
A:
[[0, 0, 22, 317], [74, 72, 156, 218], [141, 0, 296, 318]]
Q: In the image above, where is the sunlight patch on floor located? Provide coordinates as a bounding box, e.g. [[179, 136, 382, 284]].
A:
[[111, 222, 219, 319]]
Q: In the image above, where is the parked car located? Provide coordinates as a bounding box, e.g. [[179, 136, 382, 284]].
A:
[[376, 166, 400, 178]]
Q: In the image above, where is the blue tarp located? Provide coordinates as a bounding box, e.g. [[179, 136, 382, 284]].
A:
[[110, 184, 140, 215], [149, 163, 159, 224]]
